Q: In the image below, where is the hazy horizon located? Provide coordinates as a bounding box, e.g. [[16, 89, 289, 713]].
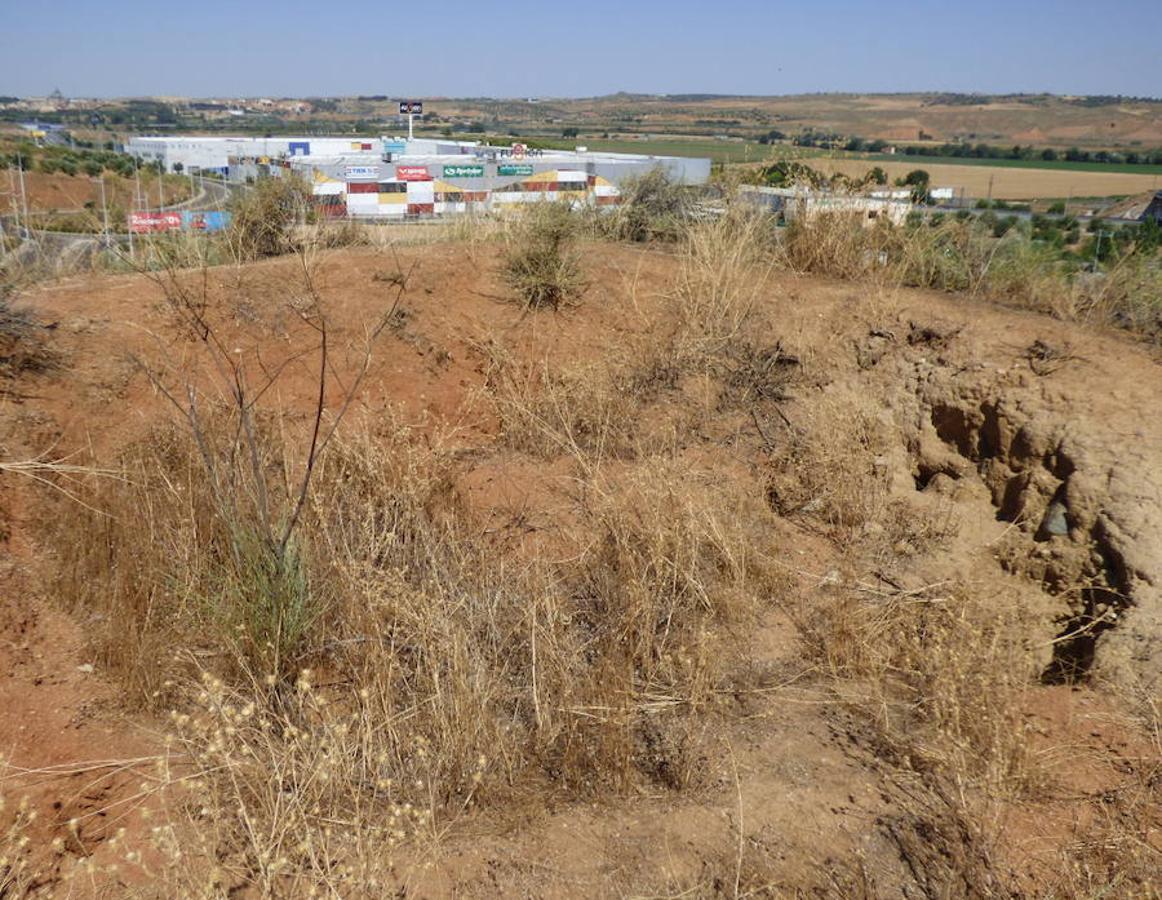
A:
[[2, 0, 1160, 99]]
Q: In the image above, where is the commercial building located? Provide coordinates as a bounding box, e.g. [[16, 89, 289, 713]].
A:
[[125, 135, 711, 217], [740, 185, 912, 226]]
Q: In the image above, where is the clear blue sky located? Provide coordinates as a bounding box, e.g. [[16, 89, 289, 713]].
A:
[[1, 0, 1160, 98]]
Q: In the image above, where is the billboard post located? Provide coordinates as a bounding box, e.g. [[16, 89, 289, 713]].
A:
[[398, 100, 423, 141]]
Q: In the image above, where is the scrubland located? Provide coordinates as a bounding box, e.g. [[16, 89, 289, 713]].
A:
[[0, 179, 1160, 897]]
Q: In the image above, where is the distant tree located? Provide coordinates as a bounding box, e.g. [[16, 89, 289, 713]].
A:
[[562, 127, 579, 138], [896, 169, 930, 202], [867, 166, 888, 185], [1040, 148, 1058, 161], [173, 162, 184, 174]]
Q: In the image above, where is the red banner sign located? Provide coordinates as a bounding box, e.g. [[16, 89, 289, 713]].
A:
[[395, 165, 431, 181], [128, 212, 182, 234]]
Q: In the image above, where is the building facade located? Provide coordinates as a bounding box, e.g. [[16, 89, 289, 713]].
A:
[[125, 135, 711, 216]]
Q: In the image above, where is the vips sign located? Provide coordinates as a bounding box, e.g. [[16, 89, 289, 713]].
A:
[[398, 101, 423, 115], [395, 165, 431, 181]]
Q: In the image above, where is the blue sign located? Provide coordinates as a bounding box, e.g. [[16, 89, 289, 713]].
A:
[[182, 211, 231, 232], [382, 140, 407, 155]]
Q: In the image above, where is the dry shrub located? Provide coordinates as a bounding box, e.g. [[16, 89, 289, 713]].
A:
[[800, 580, 1040, 797], [500, 202, 586, 309], [603, 168, 693, 243], [765, 207, 1162, 340], [43, 396, 781, 890], [778, 211, 889, 281], [46, 414, 320, 701], [668, 206, 773, 363], [228, 175, 313, 260], [0, 291, 57, 379], [765, 399, 893, 543], [482, 350, 637, 461]]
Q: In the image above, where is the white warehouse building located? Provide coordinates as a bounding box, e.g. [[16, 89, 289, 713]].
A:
[[125, 135, 711, 218]]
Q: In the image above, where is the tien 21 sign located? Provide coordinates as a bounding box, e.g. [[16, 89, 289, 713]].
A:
[[442, 165, 484, 178]]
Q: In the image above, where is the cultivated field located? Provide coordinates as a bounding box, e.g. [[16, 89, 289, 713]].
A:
[[807, 156, 1162, 200]]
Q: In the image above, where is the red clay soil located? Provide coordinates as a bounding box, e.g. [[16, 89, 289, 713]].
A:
[[2, 241, 1160, 895]]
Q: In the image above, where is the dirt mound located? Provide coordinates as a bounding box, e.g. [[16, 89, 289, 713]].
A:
[[2, 242, 1160, 894]]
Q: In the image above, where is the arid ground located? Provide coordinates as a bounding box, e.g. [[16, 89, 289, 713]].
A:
[[1, 223, 1160, 896]]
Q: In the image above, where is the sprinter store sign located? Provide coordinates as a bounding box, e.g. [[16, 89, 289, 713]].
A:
[[442, 165, 484, 178]]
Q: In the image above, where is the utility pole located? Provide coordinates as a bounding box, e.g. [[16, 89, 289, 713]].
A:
[[97, 174, 111, 252], [16, 152, 31, 239]]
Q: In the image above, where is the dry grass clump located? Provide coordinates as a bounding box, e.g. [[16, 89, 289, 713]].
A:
[[765, 399, 893, 543], [765, 206, 1162, 339], [0, 290, 57, 379], [500, 202, 587, 309], [0, 795, 36, 897], [44, 389, 781, 890], [482, 350, 638, 462], [667, 206, 773, 364], [778, 211, 894, 282], [799, 580, 1040, 796]]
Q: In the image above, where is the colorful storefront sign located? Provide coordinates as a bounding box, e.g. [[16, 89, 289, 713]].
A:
[[442, 165, 484, 178], [396, 165, 432, 181], [498, 164, 534, 176], [128, 212, 182, 233]]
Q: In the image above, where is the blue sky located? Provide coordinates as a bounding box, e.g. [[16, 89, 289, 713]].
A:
[[1, 0, 1159, 98]]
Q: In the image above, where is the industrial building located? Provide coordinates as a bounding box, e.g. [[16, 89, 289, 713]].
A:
[[125, 135, 711, 218], [740, 185, 912, 226]]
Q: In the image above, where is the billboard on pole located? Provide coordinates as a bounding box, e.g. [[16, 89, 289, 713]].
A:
[[398, 100, 423, 115]]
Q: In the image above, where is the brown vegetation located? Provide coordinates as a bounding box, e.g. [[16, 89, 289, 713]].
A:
[[1, 197, 1160, 896]]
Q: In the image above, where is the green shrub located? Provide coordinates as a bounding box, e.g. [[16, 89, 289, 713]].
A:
[[501, 202, 586, 309], [607, 168, 692, 242], [227, 174, 313, 259]]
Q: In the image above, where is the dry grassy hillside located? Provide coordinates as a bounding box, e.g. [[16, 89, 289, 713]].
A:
[[0, 204, 1160, 897], [435, 93, 1162, 149]]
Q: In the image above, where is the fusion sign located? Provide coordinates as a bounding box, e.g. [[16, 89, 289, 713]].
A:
[[442, 165, 484, 178]]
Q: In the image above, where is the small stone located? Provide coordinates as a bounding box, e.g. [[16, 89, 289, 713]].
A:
[[77, 663, 95, 674], [1041, 501, 1070, 537]]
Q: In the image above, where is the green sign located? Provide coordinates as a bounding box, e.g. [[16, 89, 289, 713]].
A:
[[442, 165, 484, 178], [498, 164, 534, 176]]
